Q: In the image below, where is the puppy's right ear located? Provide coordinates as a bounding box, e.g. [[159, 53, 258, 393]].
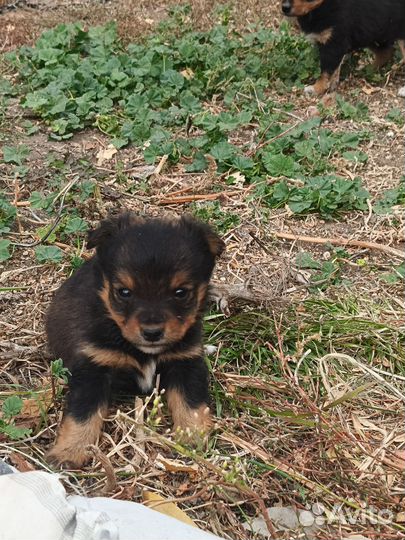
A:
[[87, 213, 140, 250]]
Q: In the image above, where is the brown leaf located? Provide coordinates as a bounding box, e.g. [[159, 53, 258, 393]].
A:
[[96, 144, 117, 166], [9, 452, 36, 472], [142, 491, 198, 528]]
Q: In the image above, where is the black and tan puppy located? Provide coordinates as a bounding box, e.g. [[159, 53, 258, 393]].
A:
[[281, 0, 405, 95], [46, 213, 224, 467]]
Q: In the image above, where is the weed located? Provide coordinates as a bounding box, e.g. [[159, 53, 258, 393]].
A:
[[190, 201, 240, 233], [0, 396, 32, 440], [374, 178, 405, 215], [35, 245, 64, 264], [257, 175, 369, 218]]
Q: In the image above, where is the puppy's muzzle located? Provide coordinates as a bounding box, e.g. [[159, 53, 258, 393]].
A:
[[141, 327, 164, 343]]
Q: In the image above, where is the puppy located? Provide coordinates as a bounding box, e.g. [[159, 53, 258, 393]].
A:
[[46, 213, 224, 467], [281, 0, 405, 95]]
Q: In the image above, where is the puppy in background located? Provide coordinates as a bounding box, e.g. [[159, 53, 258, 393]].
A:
[[281, 0, 405, 95], [46, 213, 224, 468]]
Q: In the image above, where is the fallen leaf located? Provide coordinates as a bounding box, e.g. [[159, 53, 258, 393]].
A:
[[19, 388, 53, 420], [396, 512, 405, 523], [155, 453, 199, 474], [142, 490, 198, 528], [9, 452, 36, 472], [180, 68, 194, 80], [96, 144, 117, 166]]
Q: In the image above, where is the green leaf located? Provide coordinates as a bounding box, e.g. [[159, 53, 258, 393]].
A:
[[342, 150, 368, 163], [35, 245, 64, 263], [210, 141, 237, 163], [2, 395, 23, 419], [0, 239, 12, 262], [64, 216, 88, 235], [1, 423, 32, 440], [2, 145, 30, 165], [296, 252, 320, 269]]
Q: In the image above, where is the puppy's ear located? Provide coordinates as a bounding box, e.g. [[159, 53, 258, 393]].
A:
[[87, 213, 140, 250], [180, 215, 225, 258]]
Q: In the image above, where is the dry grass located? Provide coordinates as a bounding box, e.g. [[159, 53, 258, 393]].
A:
[[0, 1, 404, 539]]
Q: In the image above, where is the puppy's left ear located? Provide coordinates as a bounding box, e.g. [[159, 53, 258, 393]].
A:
[[180, 215, 225, 258], [87, 212, 140, 250]]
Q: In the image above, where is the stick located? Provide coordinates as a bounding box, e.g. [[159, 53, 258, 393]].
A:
[[271, 231, 404, 259], [158, 189, 245, 205]]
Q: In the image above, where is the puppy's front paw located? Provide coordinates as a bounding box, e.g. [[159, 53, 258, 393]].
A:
[[46, 444, 91, 469], [173, 405, 212, 444]]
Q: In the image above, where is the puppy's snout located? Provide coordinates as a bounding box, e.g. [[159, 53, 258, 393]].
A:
[[282, 1, 292, 15], [141, 327, 164, 342]]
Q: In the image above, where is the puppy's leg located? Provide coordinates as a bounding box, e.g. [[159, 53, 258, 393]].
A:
[[305, 44, 345, 95], [47, 363, 111, 468], [370, 44, 394, 69], [160, 358, 211, 434]]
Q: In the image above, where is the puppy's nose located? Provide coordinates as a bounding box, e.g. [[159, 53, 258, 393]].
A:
[[282, 1, 292, 14], [141, 327, 164, 342]]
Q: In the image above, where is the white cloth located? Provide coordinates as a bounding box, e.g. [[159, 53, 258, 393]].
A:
[[0, 471, 222, 540]]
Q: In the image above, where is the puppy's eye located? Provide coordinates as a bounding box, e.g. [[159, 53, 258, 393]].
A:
[[118, 288, 132, 299], [174, 288, 189, 299]]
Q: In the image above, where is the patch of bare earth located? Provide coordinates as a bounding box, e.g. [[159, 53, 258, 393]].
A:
[[1, 2, 404, 539]]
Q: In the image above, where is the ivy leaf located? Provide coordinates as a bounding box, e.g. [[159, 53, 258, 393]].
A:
[[35, 245, 64, 264], [0, 239, 12, 262], [2, 395, 23, 419], [2, 145, 30, 165]]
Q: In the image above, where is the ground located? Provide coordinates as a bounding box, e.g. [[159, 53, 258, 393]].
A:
[[0, 1, 404, 539]]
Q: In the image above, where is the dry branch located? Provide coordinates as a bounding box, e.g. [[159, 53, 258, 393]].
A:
[[271, 230, 404, 259]]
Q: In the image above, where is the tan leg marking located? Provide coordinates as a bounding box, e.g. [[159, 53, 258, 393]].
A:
[[398, 40, 405, 62], [166, 388, 211, 433], [305, 65, 341, 95], [47, 408, 107, 468], [372, 47, 394, 69]]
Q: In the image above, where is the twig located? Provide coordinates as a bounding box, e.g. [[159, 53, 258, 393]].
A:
[[86, 444, 118, 493], [270, 230, 404, 259], [158, 189, 246, 205]]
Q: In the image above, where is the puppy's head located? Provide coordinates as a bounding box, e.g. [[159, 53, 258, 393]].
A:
[[281, 0, 324, 17], [88, 213, 224, 354]]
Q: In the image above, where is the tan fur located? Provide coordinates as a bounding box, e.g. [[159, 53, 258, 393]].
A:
[[159, 343, 204, 362], [80, 343, 144, 371], [47, 409, 106, 467], [307, 27, 333, 45], [170, 271, 192, 290], [287, 0, 325, 17], [399, 40, 405, 61], [166, 388, 211, 432], [99, 279, 125, 329], [116, 271, 135, 291]]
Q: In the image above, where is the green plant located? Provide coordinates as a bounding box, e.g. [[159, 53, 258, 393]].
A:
[[0, 396, 32, 440], [0, 239, 11, 262], [2, 144, 30, 165], [374, 179, 405, 215], [35, 245, 64, 264], [259, 175, 369, 218], [191, 200, 240, 233]]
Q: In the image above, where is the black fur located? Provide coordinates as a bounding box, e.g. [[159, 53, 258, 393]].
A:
[[282, 0, 405, 93], [46, 213, 224, 466]]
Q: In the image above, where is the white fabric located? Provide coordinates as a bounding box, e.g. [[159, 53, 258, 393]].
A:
[[0, 471, 222, 540]]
